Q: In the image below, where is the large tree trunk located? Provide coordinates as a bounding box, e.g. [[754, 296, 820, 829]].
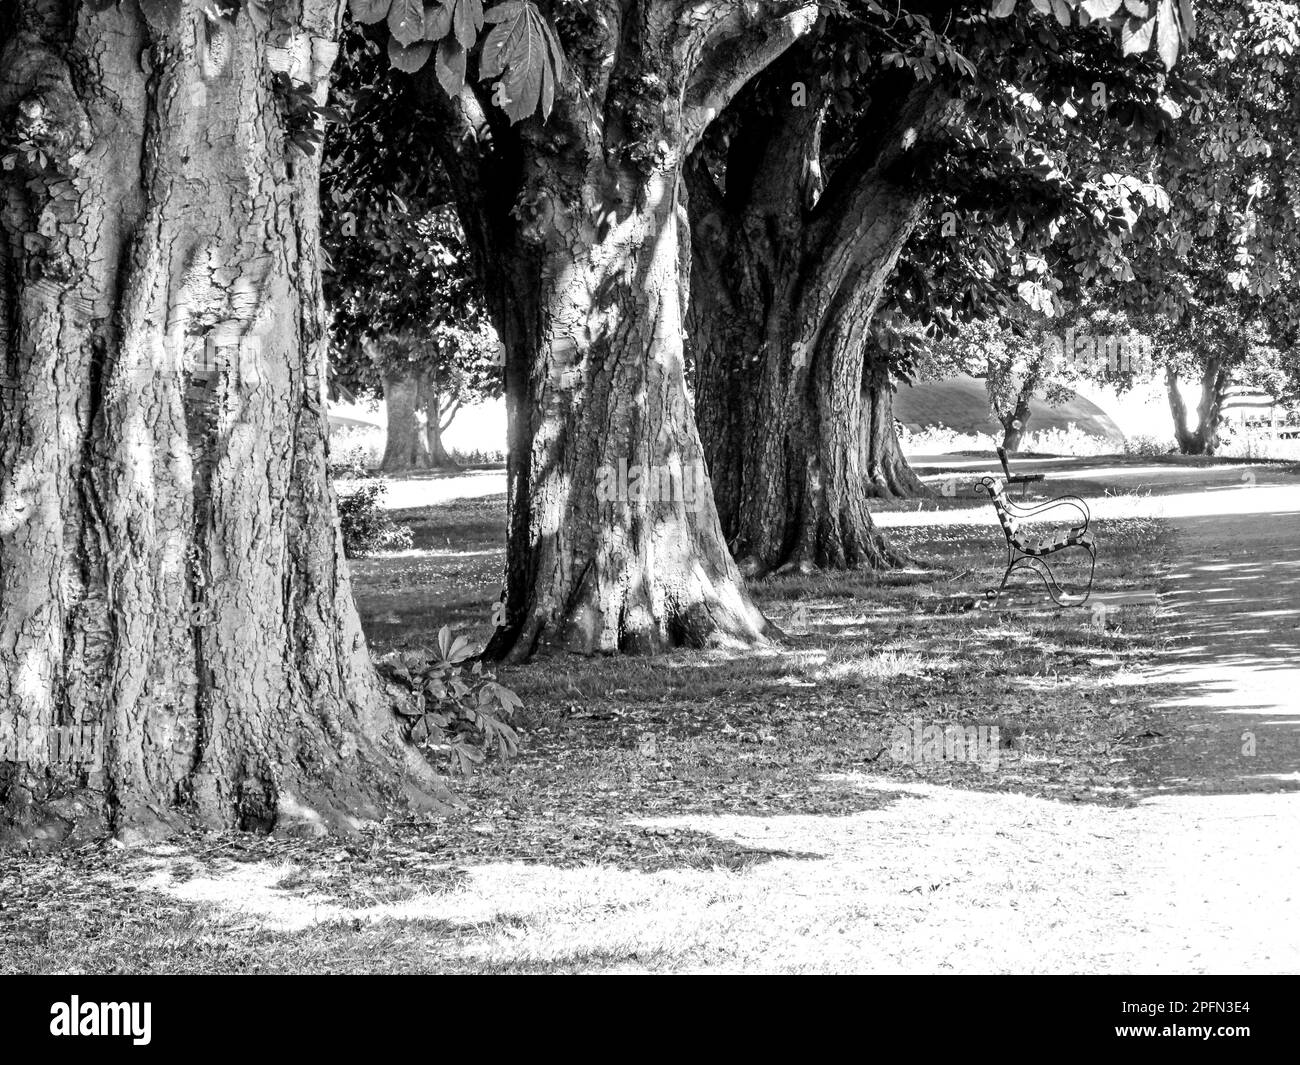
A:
[[688, 216, 762, 546], [417, 6, 824, 660], [755, 275, 915, 573], [490, 154, 769, 658], [691, 226, 924, 546], [1166, 359, 1229, 456], [0, 1, 446, 846], [690, 171, 931, 575], [688, 73, 943, 575]]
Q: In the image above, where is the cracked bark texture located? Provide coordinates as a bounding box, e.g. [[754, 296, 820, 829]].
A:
[[0, 0, 448, 846], [687, 67, 945, 576], [420, 2, 820, 659]]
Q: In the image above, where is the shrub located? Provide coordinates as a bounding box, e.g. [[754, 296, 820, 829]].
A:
[[1215, 424, 1300, 461], [1019, 423, 1110, 457], [378, 627, 522, 775], [900, 424, 998, 454], [328, 443, 374, 479], [337, 480, 413, 557], [447, 447, 507, 466], [328, 424, 384, 476], [1123, 433, 1174, 457]]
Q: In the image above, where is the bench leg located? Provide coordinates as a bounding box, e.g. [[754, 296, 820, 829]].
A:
[[982, 547, 1019, 606], [987, 545, 1096, 607]]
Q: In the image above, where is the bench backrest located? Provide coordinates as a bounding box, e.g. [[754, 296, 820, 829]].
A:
[[996, 446, 1013, 479], [980, 477, 1019, 541]]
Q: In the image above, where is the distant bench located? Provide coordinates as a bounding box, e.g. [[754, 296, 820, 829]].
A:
[[974, 476, 1096, 607]]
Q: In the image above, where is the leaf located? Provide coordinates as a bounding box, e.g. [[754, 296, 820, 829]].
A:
[[424, 0, 453, 39], [1123, 0, 1149, 15], [1050, 0, 1071, 26], [1082, 0, 1122, 18], [394, 694, 424, 717], [350, 0, 391, 24], [481, 2, 530, 76], [388, 37, 433, 71], [480, 2, 561, 123], [1121, 15, 1155, 55], [1155, 0, 1179, 68], [453, 0, 485, 50], [388, 0, 425, 45], [1030, 0, 1051, 13], [435, 39, 467, 95], [989, 0, 1017, 16]]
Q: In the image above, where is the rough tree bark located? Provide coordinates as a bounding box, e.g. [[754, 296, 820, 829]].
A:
[[1166, 359, 1230, 456], [688, 68, 947, 575], [422, 4, 821, 658], [862, 348, 927, 498], [0, 1, 447, 846]]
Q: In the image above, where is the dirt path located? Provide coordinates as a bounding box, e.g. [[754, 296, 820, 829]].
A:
[[1113, 471, 1300, 972], [1141, 478, 1300, 781]]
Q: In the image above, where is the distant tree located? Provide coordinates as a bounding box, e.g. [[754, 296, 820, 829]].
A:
[[1119, 0, 1300, 453], [1151, 308, 1287, 453], [922, 302, 1150, 451], [323, 29, 499, 473]]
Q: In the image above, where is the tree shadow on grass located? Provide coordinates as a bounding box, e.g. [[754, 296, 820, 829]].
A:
[[1116, 508, 1300, 799]]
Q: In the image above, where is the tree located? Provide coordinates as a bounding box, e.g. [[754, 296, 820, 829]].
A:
[[1117, 0, 1300, 453], [922, 302, 1152, 451], [686, 30, 954, 573], [334, 0, 1189, 649], [0, 0, 448, 844], [685, 0, 1192, 575], [327, 208, 499, 472], [1153, 307, 1286, 453], [323, 28, 499, 473], [355, 0, 828, 659]]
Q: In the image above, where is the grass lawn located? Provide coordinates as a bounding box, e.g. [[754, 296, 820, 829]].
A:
[[2, 465, 1198, 973]]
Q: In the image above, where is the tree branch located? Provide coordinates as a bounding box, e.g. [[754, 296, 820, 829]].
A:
[[440, 398, 462, 432], [680, 3, 819, 151], [808, 77, 951, 238]]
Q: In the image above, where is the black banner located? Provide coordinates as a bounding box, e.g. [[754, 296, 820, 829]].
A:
[[0, 975, 1294, 1053]]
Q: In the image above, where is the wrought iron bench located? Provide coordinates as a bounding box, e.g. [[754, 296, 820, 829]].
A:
[[997, 446, 1045, 497], [974, 475, 1096, 607]]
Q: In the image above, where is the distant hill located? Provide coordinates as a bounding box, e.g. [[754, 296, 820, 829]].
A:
[[894, 374, 1126, 446]]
